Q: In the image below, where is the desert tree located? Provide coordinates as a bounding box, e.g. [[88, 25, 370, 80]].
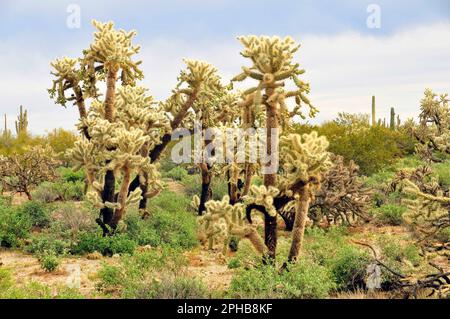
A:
[[0, 146, 59, 200]]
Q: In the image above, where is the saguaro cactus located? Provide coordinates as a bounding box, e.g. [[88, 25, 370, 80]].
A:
[[2, 114, 11, 139], [372, 95, 376, 126], [15, 105, 28, 136], [390, 107, 396, 130]]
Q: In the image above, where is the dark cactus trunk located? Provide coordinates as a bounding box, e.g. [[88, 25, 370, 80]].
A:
[[98, 169, 116, 235], [262, 86, 279, 261], [198, 168, 212, 216]]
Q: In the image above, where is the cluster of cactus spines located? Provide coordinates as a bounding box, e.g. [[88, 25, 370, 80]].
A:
[[0, 146, 59, 200], [231, 35, 317, 260], [197, 196, 266, 255], [410, 89, 450, 162], [14, 105, 28, 136], [309, 155, 372, 226]]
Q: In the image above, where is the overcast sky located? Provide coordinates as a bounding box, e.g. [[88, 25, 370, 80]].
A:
[[0, 0, 449, 134]]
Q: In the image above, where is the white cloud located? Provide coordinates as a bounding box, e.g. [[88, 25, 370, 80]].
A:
[[0, 22, 449, 134]]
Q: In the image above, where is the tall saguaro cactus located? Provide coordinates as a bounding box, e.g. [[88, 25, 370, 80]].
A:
[[15, 105, 28, 136], [372, 95, 376, 126], [390, 107, 396, 130], [231, 35, 317, 260]]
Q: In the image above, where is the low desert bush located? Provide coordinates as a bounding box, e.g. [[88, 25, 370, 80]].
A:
[[33, 180, 84, 203], [163, 166, 188, 181], [97, 247, 193, 298], [373, 204, 407, 226], [25, 233, 69, 256], [229, 260, 335, 299], [19, 200, 50, 228], [0, 205, 31, 247], [71, 232, 136, 256], [0, 268, 83, 299], [38, 250, 61, 272]]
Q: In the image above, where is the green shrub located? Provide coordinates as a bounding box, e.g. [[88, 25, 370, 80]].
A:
[[19, 201, 50, 228], [49, 202, 96, 237], [0, 268, 83, 299], [128, 275, 209, 299], [125, 191, 197, 249], [25, 233, 69, 256], [373, 204, 407, 225], [329, 247, 371, 291], [71, 232, 136, 256], [32, 182, 59, 203], [293, 121, 415, 175], [181, 174, 202, 197], [230, 260, 335, 299], [432, 160, 450, 188], [51, 180, 84, 201], [211, 179, 228, 200], [382, 240, 421, 267], [97, 264, 123, 290], [57, 166, 85, 183], [0, 205, 31, 247], [436, 227, 450, 243], [228, 258, 241, 269], [38, 250, 60, 272], [33, 180, 84, 203], [163, 166, 188, 181], [126, 210, 197, 249], [97, 248, 189, 298]]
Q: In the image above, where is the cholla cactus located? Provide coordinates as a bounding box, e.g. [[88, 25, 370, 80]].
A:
[[197, 196, 265, 255], [401, 176, 449, 244], [0, 146, 59, 200], [411, 89, 450, 162], [232, 35, 317, 259], [50, 20, 222, 232], [280, 132, 331, 263], [242, 185, 280, 217], [242, 131, 331, 263], [68, 86, 165, 231], [309, 155, 372, 226]]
